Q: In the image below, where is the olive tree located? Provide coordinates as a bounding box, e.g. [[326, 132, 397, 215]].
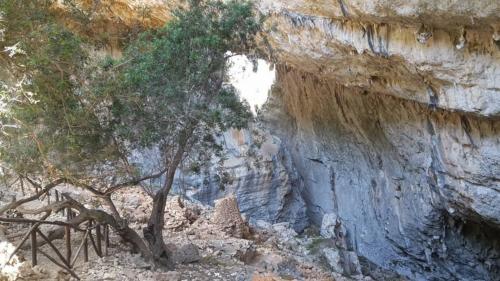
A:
[[1, 0, 260, 266], [99, 0, 259, 264]]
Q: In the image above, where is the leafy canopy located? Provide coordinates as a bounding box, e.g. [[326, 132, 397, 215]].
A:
[[1, 0, 261, 186], [98, 0, 259, 169], [0, 0, 116, 179]]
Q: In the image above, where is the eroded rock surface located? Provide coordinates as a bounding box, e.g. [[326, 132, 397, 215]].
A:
[[262, 65, 500, 280], [257, 0, 500, 117], [172, 128, 309, 232], [40, 0, 500, 280], [254, 1, 500, 280]]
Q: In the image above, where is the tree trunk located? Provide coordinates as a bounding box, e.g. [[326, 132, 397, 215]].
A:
[[143, 128, 194, 266], [143, 158, 180, 267], [143, 189, 172, 266]]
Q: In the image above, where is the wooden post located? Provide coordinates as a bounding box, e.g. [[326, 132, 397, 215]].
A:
[[87, 220, 101, 258], [20, 178, 25, 196], [83, 229, 89, 262], [105, 224, 110, 248], [36, 230, 71, 268], [104, 224, 109, 256], [30, 226, 37, 266], [47, 191, 51, 204], [65, 225, 71, 266], [55, 190, 59, 202], [96, 224, 102, 256]]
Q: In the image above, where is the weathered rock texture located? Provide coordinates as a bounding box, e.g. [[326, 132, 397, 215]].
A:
[[258, 0, 500, 117], [263, 68, 500, 280], [212, 196, 250, 239], [56, 0, 500, 279], [174, 128, 309, 232], [258, 1, 500, 279]]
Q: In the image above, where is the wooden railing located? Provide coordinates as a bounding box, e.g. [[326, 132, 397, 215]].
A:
[[1, 191, 111, 280]]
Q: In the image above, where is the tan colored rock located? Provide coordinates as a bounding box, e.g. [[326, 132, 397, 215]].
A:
[[212, 196, 250, 239]]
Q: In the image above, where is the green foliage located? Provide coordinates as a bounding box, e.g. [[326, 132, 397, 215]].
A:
[[0, 0, 54, 49], [305, 237, 335, 257], [0, 1, 115, 177], [99, 0, 259, 161], [1, 0, 260, 190]]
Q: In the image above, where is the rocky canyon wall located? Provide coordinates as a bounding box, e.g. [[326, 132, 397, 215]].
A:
[[263, 66, 500, 280], [53, 0, 500, 279], [258, 1, 500, 280], [171, 127, 309, 232]]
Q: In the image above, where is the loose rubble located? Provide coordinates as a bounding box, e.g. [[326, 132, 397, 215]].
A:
[[1, 184, 403, 281]]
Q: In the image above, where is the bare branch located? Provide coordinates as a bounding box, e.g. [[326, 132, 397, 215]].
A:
[[16, 200, 73, 215], [0, 178, 66, 215], [103, 168, 167, 195]]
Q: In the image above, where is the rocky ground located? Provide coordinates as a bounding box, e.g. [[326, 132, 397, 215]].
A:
[[1, 184, 403, 281]]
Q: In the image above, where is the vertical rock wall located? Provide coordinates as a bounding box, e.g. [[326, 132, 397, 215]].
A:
[[256, 1, 500, 279], [172, 128, 309, 232], [262, 65, 500, 280]]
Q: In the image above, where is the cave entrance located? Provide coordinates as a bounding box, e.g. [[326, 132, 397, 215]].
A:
[[228, 55, 275, 114]]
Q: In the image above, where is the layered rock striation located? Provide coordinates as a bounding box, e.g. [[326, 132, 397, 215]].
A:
[[54, 0, 500, 279], [172, 128, 309, 233], [258, 1, 500, 280], [258, 0, 500, 117]]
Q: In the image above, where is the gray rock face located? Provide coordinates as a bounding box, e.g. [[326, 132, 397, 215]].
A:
[[256, 0, 500, 279], [322, 248, 343, 273], [320, 213, 339, 239], [173, 128, 309, 232], [342, 251, 363, 276], [262, 66, 500, 280], [130, 126, 309, 232]]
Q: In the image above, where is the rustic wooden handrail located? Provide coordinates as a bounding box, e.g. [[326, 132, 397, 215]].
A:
[[0, 217, 84, 230], [1, 216, 110, 280]]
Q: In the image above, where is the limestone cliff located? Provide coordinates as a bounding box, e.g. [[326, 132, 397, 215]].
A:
[[262, 66, 500, 280], [172, 127, 309, 232], [258, 1, 500, 280], [257, 0, 500, 117], [59, 0, 500, 279]]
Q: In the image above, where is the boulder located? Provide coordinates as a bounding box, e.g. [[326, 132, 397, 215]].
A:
[[272, 222, 298, 242], [322, 248, 343, 273], [341, 251, 362, 276], [249, 219, 273, 232], [170, 243, 201, 264], [320, 213, 338, 239], [212, 196, 250, 238]]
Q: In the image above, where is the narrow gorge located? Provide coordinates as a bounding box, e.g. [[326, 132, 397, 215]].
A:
[[1, 1, 499, 280], [175, 1, 500, 279]]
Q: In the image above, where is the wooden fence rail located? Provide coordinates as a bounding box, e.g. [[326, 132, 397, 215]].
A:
[[0, 212, 111, 280]]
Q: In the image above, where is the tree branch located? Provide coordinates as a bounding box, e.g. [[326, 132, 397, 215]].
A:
[[103, 168, 167, 195], [0, 178, 66, 215]]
